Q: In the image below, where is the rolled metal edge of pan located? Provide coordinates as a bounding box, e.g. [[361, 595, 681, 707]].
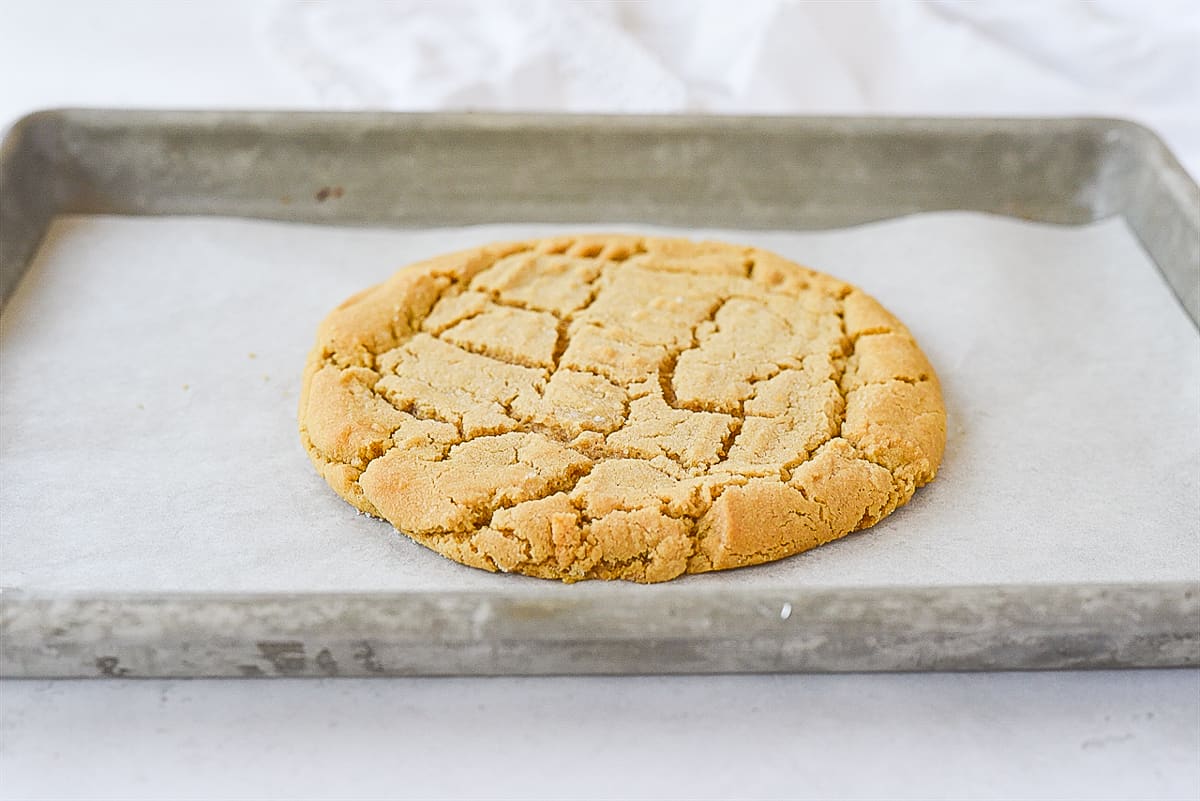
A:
[[1093, 117, 1200, 328], [1, 111, 1158, 228], [0, 110, 73, 308], [1, 582, 1197, 677]]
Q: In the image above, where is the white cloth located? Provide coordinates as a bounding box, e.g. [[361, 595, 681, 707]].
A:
[[262, 0, 1200, 175], [1, 0, 1196, 174]]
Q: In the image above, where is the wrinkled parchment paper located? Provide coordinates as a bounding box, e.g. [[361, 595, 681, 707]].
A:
[[2, 213, 1196, 592]]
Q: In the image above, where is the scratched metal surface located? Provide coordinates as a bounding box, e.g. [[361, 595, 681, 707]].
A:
[[0, 111, 1197, 677], [3, 585, 1198, 678]]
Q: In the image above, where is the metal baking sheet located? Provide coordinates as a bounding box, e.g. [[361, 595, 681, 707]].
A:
[[0, 111, 1197, 677]]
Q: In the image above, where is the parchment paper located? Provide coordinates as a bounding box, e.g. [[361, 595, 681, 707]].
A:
[[1, 213, 1196, 592]]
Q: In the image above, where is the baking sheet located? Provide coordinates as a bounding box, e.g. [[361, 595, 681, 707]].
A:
[[1, 212, 1197, 593]]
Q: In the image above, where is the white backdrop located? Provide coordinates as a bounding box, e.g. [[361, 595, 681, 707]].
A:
[[1, 2, 1198, 800], [2, 0, 1198, 175]]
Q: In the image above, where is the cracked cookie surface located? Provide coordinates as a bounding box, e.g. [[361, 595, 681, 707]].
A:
[[299, 235, 946, 582]]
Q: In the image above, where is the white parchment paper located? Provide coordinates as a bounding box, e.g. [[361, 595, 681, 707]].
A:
[[1, 213, 1197, 592]]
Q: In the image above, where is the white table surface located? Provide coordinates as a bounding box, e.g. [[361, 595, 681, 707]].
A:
[[2, 672, 1198, 801], [1, 2, 1198, 799]]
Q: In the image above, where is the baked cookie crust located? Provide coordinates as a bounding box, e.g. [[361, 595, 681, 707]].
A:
[[300, 235, 946, 582]]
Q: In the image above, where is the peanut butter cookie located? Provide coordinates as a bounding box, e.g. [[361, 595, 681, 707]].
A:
[[300, 235, 945, 582]]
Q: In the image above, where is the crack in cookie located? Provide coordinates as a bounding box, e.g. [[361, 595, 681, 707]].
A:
[[300, 235, 946, 582]]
